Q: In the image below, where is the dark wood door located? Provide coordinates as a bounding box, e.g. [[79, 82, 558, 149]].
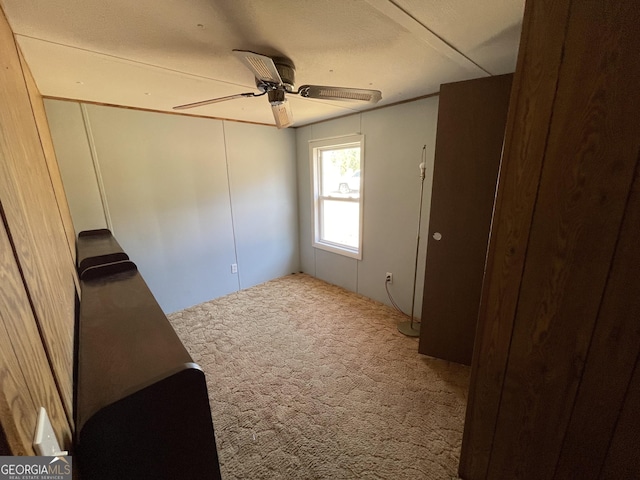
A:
[[418, 74, 512, 365]]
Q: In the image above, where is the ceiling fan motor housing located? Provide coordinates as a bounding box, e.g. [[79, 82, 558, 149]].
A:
[[273, 57, 295, 92]]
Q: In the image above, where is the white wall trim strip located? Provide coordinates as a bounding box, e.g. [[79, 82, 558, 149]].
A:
[[79, 103, 113, 232]]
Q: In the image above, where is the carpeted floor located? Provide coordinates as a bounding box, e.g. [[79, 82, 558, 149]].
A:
[[168, 273, 470, 480]]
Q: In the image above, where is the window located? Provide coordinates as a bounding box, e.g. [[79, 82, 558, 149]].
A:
[[310, 135, 364, 259]]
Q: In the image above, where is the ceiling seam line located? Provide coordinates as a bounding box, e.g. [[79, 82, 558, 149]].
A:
[[387, 0, 491, 74], [17, 33, 367, 113], [365, 0, 492, 76], [13, 33, 252, 87]]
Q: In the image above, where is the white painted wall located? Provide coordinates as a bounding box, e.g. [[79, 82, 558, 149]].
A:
[[45, 100, 299, 313], [46, 101, 107, 232], [47, 95, 438, 317], [223, 121, 299, 288], [296, 96, 440, 316]]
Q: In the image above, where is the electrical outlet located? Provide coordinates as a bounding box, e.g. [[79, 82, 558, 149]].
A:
[[385, 272, 393, 283], [231, 263, 238, 274]]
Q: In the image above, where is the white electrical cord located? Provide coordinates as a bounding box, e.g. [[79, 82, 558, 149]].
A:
[[385, 277, 410, 316]]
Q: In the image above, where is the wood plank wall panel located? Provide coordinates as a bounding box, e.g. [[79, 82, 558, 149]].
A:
[[0, 211, 72, 452], [487, 1, 640, 477], [553, 155, 640, 475], [0, 320, 36, 456], [0, 8, 75, 421], [0, 211, 40, 456], [461, 0, 640, 479], [599, 353, 640, 479], [18, 48, 78, 282], [458, 0, 571, 476]]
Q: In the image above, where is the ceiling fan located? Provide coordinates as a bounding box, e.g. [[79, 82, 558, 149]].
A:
[[173, 50, 382, 128]]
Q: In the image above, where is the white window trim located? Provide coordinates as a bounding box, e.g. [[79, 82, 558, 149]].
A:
[[310, 134, 364, 260]]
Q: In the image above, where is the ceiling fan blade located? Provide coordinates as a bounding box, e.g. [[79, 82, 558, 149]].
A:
[[298, 85, 382, 104], [173, 92, 258, 110], [271, 99, 293, 129], [233, 49, 283, 85]]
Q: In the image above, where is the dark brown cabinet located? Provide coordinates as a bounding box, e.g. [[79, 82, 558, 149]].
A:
[[418, 74, 512, 365], [76, 230, 222, 480]]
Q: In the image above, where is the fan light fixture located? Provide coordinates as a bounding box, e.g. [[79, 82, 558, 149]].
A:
[[173, 50, 382, 129]]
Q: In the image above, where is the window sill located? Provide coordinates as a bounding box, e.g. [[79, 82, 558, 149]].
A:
[[313, 242, 361, 260]]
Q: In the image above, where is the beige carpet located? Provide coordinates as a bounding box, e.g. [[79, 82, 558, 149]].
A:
[[168, 273, 469, 480]]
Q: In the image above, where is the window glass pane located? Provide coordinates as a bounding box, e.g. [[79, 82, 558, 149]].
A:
[[320, 199, 359, 249], [311, 134, 363, 259], [320, 147, 360, 198]]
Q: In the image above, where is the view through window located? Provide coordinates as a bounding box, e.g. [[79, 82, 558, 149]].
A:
[[311, 135, 364, 259]]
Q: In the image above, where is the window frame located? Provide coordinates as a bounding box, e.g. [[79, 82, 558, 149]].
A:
[[310, 134, 364, 260]]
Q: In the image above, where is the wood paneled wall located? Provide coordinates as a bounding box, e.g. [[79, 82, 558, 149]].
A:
[[0, 6, 75, 452], [19, 50, 78, 271], [460, 0, 640, 479]]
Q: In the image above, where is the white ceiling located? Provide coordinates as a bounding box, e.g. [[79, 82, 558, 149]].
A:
[[2, 0, 525, 128]]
